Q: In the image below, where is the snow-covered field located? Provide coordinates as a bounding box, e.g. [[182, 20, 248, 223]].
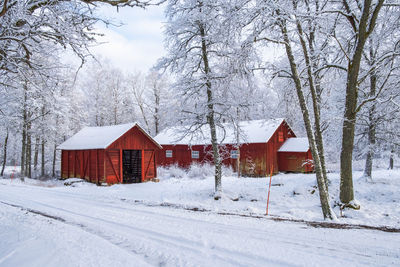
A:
[[0, 166, 399, 266]]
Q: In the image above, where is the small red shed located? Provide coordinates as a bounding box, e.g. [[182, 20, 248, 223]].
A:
[[277, 138, 313, 172], [155, 119, 309, 176], [58, 123, 162, 184]]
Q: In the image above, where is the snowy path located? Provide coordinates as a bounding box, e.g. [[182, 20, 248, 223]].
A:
[[0, 183, 399, 266]]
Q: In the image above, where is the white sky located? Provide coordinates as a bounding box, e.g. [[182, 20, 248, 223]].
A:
[[89, 4, 166, 72]]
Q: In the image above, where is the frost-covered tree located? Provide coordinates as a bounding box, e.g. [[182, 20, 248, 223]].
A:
[[159, 0, 258, 198], [250, 0, 336, 219], [145, 71, 174, 135], [80, 59, 132, 126]]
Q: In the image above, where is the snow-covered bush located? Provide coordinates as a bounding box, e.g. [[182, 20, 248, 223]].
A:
[[158, 163, 235, 180]]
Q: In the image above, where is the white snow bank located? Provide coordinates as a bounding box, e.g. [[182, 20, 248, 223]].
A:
[[1, 168, 399, 228]]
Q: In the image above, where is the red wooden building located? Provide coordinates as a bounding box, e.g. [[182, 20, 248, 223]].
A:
[[278, 138, 313, 172], [155, 119, 313, 176], [58, 123, 162, 184]]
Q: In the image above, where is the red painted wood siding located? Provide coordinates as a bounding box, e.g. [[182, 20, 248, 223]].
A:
[[156, 120, 303, 176], [143, 150, 156, 181], [61, 149, 105, 183], [277, 150, 314, 173], [105, 126, 159, 184], [61, 125, 160, 185], [104, 149, 121, 184], [108, 127, 159, 150]]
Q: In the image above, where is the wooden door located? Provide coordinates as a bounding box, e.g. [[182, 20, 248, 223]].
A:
[[143, 150, 155, 181]]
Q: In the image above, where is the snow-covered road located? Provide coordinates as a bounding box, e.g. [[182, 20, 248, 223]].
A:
[[0, 183, 399, 267]]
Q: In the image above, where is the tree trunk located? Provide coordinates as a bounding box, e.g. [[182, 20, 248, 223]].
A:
[[138, 101, 150, 134], [281, 20, 334, 219], [295, 16, 329, 189], [25, 120, 32, 178], [21, 83, 27, 177], [389, 148, 394, 170], [199, 22, 222, 197], [52, 143, 57, 177], [236, 108, 240, 178], [340, 0, 383, 207], [1, 128, 8, 176], [363, 70, 377, 180], [41, 138, 45, 177], [21, 126, 26, 178], [34, 136, 39, 174], [363, 43, 378, 179], [154, 85, 160, 135]]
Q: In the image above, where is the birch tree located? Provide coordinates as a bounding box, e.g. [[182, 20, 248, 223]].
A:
[[251, 0, 336, 219]]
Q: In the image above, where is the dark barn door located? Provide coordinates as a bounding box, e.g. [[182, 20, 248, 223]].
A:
[[123, 150, 142, 183]]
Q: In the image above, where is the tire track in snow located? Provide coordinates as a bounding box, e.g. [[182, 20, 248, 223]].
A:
[[0, 201, 292, 267], [0, 199, 386, 266], [0, 186, 399, 266]]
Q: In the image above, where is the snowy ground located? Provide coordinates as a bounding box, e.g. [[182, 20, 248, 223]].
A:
[[0, 166, 400, 266]]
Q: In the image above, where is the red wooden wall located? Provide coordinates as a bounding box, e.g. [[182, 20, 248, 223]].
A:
[[61, 149, 105, 184], [277, 150, 313, 173], [156, 121, 298, 176], [61, 126, 160, 184]]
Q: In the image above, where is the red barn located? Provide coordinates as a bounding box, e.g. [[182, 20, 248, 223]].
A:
[[278, 138, 313, 172], [155, 119, 313, 176], [58, 123, 162, 184]]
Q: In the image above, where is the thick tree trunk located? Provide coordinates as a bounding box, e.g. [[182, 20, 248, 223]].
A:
[[1, 129, 8, 176], [340, 0, 383, 207], [199, 23, 222, 197], [281, 21, 334, 220]]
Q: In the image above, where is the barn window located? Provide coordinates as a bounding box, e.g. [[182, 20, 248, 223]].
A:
[[278, 131, 284, 142], [166, 150, 173, 158], [191, 150, 199, 159], [231, 150, 239, 159]]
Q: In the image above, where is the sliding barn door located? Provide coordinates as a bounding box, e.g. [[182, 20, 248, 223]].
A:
[[122, 150, 142, 183]]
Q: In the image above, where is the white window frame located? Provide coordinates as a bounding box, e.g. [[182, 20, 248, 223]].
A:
[[231, 150, 239, 159], [166, 150, 173, 158], [191, 150, 200, 159]]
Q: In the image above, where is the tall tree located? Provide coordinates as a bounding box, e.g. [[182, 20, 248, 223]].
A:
[[159, 0, 257, 198], [252, 0, 336, 219], [337, 0, 384, 207]]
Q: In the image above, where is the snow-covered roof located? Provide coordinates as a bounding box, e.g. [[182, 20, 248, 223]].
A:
[[278, 138, 310, 152], [58, 123, 161, 150], [154, 118, 287, 145]]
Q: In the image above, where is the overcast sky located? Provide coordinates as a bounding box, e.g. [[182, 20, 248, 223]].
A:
[[90, 4, 166, 73]]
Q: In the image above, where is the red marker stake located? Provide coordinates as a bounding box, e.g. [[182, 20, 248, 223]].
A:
[[10, 163, 17, 181], [266, 165, 273, 215]]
